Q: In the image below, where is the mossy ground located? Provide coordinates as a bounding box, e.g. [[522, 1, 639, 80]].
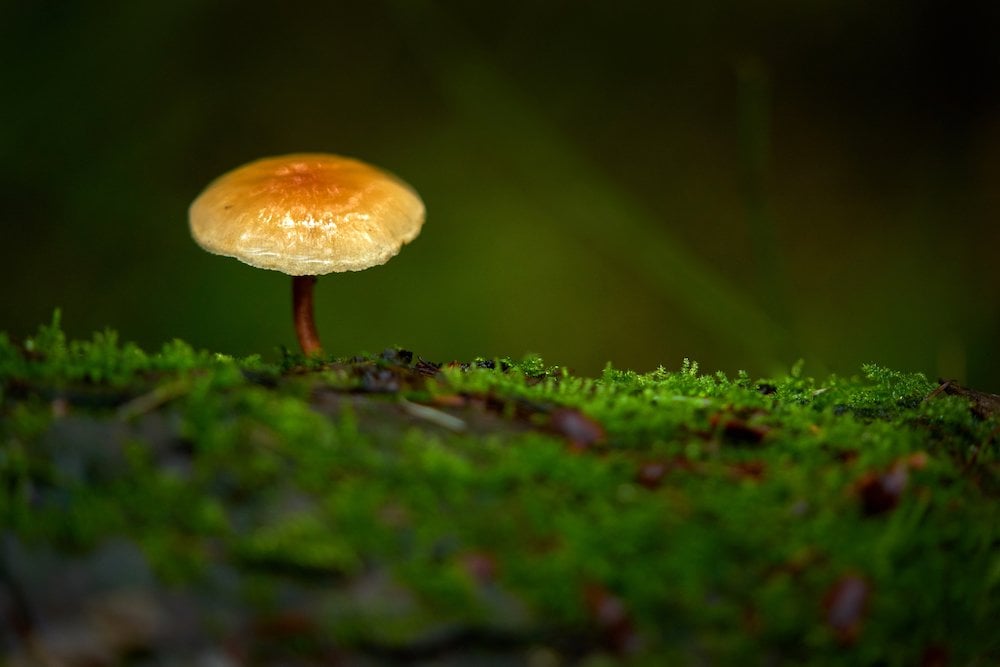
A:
[[1, 314, 997, 666]]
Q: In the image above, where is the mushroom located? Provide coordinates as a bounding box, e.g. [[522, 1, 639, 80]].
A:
[[189, 153, 425, 356]]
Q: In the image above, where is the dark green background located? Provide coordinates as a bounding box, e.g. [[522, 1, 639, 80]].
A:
[[2, 1, 998, 388]]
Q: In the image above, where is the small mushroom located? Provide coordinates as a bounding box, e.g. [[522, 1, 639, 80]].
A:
[[189, 153, 425, 356]]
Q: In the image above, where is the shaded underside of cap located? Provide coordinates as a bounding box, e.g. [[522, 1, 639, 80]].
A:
[[189, 154, 425, 275]]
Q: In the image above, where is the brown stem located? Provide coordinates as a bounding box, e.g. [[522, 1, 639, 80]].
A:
[[292, 275, 322, 356]]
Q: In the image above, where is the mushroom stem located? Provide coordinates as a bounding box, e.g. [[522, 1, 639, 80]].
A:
[[292, 275, 322, 356]]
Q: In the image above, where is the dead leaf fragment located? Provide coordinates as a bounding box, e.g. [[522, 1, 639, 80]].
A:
[[584, 584, 640, 655], [823, 574, 869, 645], [549, 408, 606, 450]]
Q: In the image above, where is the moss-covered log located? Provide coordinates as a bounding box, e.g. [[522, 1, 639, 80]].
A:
[[1, 315, 997, 665]]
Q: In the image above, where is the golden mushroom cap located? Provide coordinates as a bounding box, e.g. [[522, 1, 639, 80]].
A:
[[189, 153, 425, 275]]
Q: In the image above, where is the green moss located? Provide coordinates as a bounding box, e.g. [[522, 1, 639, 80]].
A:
[[1, 317, 997, 664]]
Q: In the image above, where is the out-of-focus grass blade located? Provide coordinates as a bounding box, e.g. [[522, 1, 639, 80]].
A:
[[388, 0, 791, 366]]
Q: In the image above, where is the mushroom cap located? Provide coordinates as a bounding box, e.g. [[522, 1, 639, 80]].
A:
[[189, 153, 425, 275]]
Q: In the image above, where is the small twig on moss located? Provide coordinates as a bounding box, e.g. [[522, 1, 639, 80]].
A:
[[399, 398, 467, 432], [116, 379, 192, 421]]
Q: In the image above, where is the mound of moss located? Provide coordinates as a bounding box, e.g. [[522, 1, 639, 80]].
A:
[[1, 315, 997, 666]]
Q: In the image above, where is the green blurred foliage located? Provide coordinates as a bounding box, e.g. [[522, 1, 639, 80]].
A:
[[2, 1, 998, 387]]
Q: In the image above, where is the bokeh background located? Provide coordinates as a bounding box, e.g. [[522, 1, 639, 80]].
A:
[[2, 1, 998, 388]]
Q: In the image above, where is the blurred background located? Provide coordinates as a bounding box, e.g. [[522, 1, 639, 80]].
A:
[[2, 1, 998, 388]]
